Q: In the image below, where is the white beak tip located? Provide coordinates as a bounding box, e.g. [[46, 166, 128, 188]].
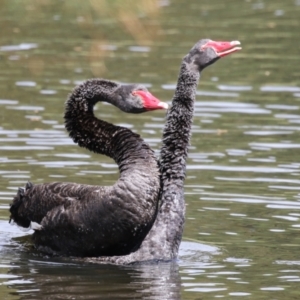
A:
[[230, 40, 241, 46], [159, 102, 169, 110]]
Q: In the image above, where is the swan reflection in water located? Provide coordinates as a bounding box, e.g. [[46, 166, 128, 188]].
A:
[[7, 259, 182, 299], [4, 228, 219, 300]]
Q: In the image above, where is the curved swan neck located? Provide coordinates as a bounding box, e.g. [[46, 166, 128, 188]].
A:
[[66, 79, 119, 112], [64, 79, 153, 169]]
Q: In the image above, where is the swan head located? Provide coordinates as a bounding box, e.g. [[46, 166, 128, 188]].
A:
[[186, 39, 242, 71], [115, 85, 168, 113]]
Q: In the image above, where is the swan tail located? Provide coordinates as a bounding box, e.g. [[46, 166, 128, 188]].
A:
[[9, 182, 34, 228]]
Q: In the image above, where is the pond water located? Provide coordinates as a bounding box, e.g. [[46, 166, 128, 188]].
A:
[[1, 0, 300, 299]]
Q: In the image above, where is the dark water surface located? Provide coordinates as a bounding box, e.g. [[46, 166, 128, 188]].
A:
[[1, 0, 300, 299]]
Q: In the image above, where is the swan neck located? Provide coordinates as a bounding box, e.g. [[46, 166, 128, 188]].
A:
[[153, 57, 200, 256], [64, 79, 149, 165]]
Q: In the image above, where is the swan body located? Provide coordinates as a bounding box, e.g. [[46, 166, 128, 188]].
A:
[[9, 79, 168, 257]]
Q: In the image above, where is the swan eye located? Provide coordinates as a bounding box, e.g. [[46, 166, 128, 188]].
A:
[[132, 90, 146, 99], [200, 42, 209, 51]]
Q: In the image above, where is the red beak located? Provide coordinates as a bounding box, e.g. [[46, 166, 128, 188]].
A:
[[134, 90, 168, 111], [201, 40, 242, 57]]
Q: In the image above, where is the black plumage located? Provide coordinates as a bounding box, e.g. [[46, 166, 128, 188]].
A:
[[9, 79, 164, 257]]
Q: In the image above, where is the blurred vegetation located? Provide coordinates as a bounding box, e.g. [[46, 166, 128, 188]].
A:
[[0, 0, 163, 78]]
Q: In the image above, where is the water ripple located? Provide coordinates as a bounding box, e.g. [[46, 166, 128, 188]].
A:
[[250, 142, 300, 149], [0, 43, 38, 51], [187, 165, 295, 173], [0, 99, 18, 105], [260, 86, 300, 92], [194, 101, 271, 114], [7, 105, 44, 111], [217, 84, 253, 91], [15, 81, 37, 87]]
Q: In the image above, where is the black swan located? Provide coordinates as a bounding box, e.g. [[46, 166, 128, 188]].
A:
[[9, 79, 168, 257], [85, 39, 242, 264]]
